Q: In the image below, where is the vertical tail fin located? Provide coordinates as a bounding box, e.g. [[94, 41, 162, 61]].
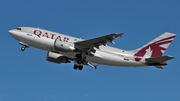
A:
[[133, 32, 176, 62]]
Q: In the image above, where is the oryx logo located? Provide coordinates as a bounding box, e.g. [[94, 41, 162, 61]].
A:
[[134, 35, 175, 62]]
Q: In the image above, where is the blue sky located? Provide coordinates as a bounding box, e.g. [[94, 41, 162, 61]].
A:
[[0, 0, 180, 101]]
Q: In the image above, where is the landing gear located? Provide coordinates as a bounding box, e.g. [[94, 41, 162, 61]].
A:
[[21, 47, 26, 51], [73, 64, 83, 70], [73, 52, 97, 70], [77, 60, 83, 64], [73, 53, 86, 70], [73, 65, 78, 70], [76, 53, 86, 63], [19, 42, 29, 51], [78, 66, 83, 70], [21, 46, 28, 51]]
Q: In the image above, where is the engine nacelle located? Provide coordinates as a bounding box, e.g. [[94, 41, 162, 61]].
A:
[[54, 40, 75, 52], [46, 52, 70, 64]]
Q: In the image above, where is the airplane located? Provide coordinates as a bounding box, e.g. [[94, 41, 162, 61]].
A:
[[9, 27, 176, 70]]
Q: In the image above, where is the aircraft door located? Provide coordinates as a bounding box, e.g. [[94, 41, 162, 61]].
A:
[[26, 28, 33, 37], [28, 28, 33, 34], [25, 28, 34, 43], [122, 51, 130, 61]]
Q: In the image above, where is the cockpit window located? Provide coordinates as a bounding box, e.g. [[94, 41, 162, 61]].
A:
[[16, 28, 22, 30]]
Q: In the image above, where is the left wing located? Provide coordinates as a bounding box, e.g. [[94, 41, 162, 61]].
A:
[[75, 33, 123, 50]]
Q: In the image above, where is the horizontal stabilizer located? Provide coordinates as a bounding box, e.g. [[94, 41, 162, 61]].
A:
[[155, 65, 163, 69], [146, 56, 174, 63]]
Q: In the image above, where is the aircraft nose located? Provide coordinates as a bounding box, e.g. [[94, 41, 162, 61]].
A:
[[9, 30, 18, 37], [9, 29, 22, 41], [9, 30, 14, 35]]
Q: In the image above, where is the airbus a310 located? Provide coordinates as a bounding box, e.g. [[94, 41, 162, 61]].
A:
[[9, 27, 176, 70]]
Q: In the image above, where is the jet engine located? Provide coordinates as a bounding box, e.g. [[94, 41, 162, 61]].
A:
[[54, 40, 75, 52], [46, 52, 70, 64]]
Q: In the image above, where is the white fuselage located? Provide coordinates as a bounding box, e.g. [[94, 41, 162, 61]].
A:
[[9, 27, 146, 67]]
